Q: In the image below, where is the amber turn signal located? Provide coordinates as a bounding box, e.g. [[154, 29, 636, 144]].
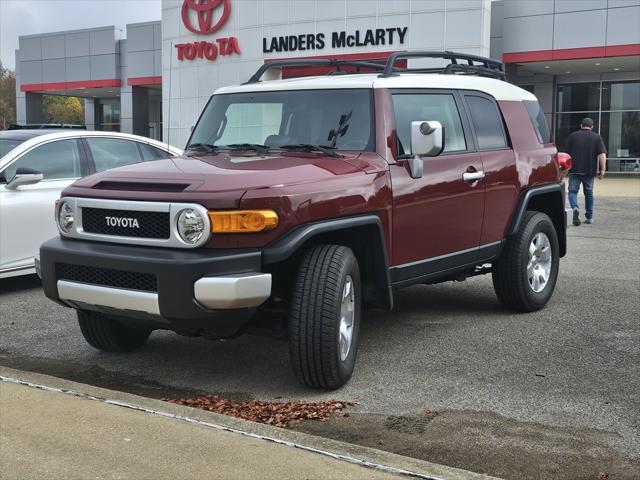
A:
[[208, 210, 278, 233]]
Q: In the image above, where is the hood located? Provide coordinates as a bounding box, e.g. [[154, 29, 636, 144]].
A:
[[71, 151, 387, 194]]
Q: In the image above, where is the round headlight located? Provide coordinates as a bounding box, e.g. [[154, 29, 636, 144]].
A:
[[177, 208, 205, 244], [57, 202, 74, 233]]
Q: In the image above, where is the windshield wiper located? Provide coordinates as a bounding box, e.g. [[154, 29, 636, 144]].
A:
[[225, 143, 270, 155], [186, 143, 218, 153], [279, 144, 342, 158]]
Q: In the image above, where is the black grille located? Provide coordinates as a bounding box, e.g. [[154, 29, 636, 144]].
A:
[[58, 264, 157, 292], [82, 207, 170, 239]]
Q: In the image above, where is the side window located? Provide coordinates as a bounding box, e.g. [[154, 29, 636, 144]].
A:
[[465, 95, 508, 150], [524, 100, 551, 144], [139, 143, 172, 161], [2, 139, 81, 181], [86, 138, 143, 173], [392, 93, 467, 154]]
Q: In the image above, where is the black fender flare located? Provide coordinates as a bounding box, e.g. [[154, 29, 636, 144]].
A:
[[263, 215, 393, 310], [509, 182, 567, 257]]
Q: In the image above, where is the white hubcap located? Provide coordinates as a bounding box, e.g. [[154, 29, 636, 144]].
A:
[[527, 232, 552, 293], [339, 275, 355, 362]]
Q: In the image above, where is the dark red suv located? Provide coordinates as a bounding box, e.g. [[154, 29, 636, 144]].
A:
[[39, 52, 570, 389]]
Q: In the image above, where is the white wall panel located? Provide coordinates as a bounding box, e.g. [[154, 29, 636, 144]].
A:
[[608, 0, 640, 7], [239, 0, 263, 28], [345, 0, 376, 17], [179, 67, 198, 98], [411, 0, 445, 12], [446, 9, 483, 47], [606, 6, 640, 45], [18, 37, 42, 62], [42, 59, 65, 83], [263, 0, 289, 24], [553, 10, 607, 49], [503, 15, 553, 52], [290, 0, 314, 22], [504, 0, 554, 18], [410, 12, 445, 49], [41, 35, 65, 60], [379, 0, 410, 15], [316, 0, 345, 21], [554, 0, 608, 13]]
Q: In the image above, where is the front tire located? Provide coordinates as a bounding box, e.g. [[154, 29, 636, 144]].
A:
[[492, 211, 560, 312], [78, 311, 152, 352], [289, 245, 361, 389]]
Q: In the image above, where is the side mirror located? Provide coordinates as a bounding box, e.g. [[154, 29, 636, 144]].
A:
[[407, 121, 444, 179], [5, 168, 44, 190]]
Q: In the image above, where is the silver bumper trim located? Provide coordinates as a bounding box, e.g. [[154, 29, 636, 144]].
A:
[[194, 273, 272, 309], [57, 280, 160, 315]]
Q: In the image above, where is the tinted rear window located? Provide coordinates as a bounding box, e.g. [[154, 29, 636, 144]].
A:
[[465, 95, 508, 150], [524, 100, 551, 144]]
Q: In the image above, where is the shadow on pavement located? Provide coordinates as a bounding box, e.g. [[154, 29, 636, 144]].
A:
[[0, 274, 41, 294]]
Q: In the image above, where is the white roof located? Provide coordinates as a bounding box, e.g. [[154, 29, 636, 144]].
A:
[[215, 73, 537, 102]]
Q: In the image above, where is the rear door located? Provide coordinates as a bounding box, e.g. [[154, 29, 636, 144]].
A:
[[461, 92, 518, 245], [389, 90, 485, 284]]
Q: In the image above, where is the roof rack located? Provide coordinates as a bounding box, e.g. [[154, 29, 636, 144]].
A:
[[245, 58, 390, 84], [246, 51, 505, 83], [379, 51, 505, 80]]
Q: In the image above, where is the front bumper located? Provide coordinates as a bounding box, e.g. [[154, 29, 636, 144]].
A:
[[39, 237, 271, 336]]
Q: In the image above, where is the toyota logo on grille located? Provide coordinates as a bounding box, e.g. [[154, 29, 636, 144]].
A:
[[105, 216, 140, 229], [181, 0, 231, 35]]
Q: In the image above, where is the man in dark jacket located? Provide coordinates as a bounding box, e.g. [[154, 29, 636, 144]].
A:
[[565, 117, 607, 225]]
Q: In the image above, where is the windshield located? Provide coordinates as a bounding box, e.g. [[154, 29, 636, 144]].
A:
[[188, 89, 374, 152], [0, 138, 26, 158]]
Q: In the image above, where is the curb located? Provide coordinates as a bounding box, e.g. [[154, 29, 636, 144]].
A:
[[0, 366, 501, 480]]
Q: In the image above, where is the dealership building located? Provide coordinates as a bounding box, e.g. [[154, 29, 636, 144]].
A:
[[13, 0, 640, 172]]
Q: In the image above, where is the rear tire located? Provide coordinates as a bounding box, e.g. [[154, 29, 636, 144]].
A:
[[289, 245, 361, 389], [77, 311, 152, 352], [492, 211, 559, 312]]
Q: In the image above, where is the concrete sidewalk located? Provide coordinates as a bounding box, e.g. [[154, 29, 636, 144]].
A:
[[572, 176, 640, 197], [0, 380, 405, 480]]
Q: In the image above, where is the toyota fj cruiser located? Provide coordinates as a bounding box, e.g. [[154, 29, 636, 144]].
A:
[[39, 52, 571, 389]]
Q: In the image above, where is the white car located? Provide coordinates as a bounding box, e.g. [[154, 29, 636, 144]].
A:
[[0, 130, 182, 278]]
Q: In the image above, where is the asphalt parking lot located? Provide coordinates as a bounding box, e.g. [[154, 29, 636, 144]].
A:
[[1, 195, 639, 480]]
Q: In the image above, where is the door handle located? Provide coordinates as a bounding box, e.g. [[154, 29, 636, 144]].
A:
[[462, 170, 485, 182]]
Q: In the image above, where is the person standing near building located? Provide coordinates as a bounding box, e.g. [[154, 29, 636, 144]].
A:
[[565, 117, 607, 226]]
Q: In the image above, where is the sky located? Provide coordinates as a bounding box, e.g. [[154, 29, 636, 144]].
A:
[[0, 0, 161, 70]]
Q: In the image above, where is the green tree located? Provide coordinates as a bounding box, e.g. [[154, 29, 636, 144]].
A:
[[43, 95, 84, 124], [0, 61, 17, 129]]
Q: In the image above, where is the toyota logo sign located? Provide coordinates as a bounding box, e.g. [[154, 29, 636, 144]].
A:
[[181, 0, 231, 35]]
